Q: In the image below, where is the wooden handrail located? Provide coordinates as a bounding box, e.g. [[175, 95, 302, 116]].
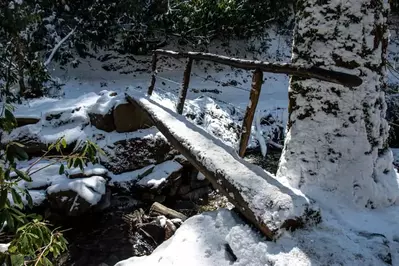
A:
[[147, 49, 363, 157], [154, 49, 362, 87]]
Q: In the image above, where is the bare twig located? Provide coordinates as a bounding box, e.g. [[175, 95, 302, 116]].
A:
[[44, 27, 76, 67], [33, 229, 57, 266], [28, 160, 60, 176], [268, 139, 283, 150], [26, 138, 63, 174]]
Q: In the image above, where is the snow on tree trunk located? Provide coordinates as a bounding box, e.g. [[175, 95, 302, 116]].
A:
[[277, 0, 399, 208]]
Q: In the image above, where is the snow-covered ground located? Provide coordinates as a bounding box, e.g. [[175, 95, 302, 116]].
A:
[[117, 205, 399, 266]]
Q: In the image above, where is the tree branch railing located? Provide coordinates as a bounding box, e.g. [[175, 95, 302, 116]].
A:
[[147, 49, 362, 157]]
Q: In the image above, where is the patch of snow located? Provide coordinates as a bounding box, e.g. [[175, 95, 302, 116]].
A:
[[7, 189, 46, 207], [109, 164, 155, 188], [61, 196, 68, 202], [197, 172, 206, 181], [27, 190, 47, 206], [170, 218, 182, 224], [137, 160, 182, 189], [3, 93, 100, 145], [47, 176, 106, 205], [157, 216, 168, 227], [182, 96, 242, 148], [66, 163, 108, 177], [255, 109, 267, 157], [88, 90, 124, 115], [15, 161, 66, 190], [13, 92, 99, 120], [0, 243, 10, 253], [392, 148, 399, 169]]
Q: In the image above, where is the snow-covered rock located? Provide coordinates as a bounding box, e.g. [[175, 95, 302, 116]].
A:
[[2, 93, 98, 154], [89, 110, 115, 132], [102, 128, 178, 174], [47, 176, 108, 216], [113, 102, 153, 133], [87, 91, 121, 132], [137, 160, 182, 190]]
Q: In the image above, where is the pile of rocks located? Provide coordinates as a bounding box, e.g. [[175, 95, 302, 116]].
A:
[[44, 157, 211, 219], [134, 158, 211, 204]]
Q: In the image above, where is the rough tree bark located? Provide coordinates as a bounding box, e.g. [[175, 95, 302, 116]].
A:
[[277, 0, 399, 208]]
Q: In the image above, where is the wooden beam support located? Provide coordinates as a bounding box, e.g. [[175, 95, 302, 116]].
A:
[[147, 53, 158, 96], [126, 95, 321, 240], [239, 69, 263, 157], [154, 49, 362, 87], [176, 58, 193, 114]]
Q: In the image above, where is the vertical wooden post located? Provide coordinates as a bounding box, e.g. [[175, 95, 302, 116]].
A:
[[176, 57, 193, 114], [238, 69, 263, 158], [147, 53, 158, 96]]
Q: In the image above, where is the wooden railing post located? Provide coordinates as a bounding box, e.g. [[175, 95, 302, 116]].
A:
[[238, 69, 263, 157], [176, 57, 193, 114], [147, 53, 158, 95]]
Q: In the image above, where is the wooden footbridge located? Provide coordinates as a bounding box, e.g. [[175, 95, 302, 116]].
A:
[[126, 49, 362, 240]]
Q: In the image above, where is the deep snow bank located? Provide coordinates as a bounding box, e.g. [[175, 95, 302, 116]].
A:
[[117, 203, 399, 266]]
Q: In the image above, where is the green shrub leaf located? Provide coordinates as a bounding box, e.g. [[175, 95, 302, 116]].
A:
[[15, 169, 32, 182]]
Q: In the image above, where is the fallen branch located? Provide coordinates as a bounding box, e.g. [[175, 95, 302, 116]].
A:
[[268, 140, 283, 150], [150, 202, 187, 221], [44, 27, 76, 67]]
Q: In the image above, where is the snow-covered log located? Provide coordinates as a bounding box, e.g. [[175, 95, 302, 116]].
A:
[[277, 0, 399, 208], [126, 94, 320, 240], [153, 49, 362, 87]]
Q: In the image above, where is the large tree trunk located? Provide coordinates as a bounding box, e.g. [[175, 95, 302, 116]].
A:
[[277, 0, 399, 208]]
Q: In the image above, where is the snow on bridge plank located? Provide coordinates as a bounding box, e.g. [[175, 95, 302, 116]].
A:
[[126, 94, 320, 240]]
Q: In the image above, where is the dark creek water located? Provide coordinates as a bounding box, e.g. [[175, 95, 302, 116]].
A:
[[54, 196, 155, 266]]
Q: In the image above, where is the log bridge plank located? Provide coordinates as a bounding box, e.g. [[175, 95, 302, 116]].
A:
[[126, 94, 320, 240]]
